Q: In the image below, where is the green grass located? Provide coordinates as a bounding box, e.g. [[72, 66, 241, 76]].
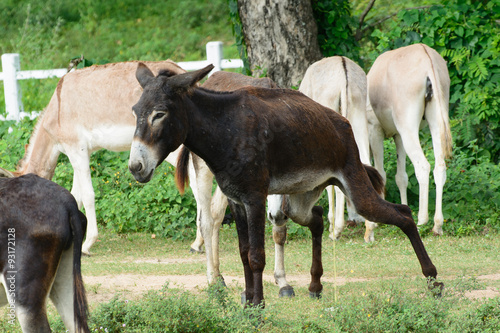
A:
[[80, 225, 500, 282], [2, 227, 499, 332], [0, 0, 239, 116]]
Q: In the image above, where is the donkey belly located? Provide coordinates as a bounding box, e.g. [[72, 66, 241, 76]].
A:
[[268, 170, 335, 194], [88, 124, 136, 152]]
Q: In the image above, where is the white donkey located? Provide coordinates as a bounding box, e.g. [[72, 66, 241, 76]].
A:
[[367, 43, 452, 235], [13, 60, 217, 260], [297, 56, 378, 243]]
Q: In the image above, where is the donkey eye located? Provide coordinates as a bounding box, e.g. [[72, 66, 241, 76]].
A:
[[151, 110, 168, 124]]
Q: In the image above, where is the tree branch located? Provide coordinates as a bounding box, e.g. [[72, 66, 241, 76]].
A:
[[356, 5, 437, 41], [355, 0, 376, 41]]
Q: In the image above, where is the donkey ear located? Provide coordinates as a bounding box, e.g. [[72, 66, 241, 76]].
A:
[[168, 64, 215, 91], [136, 62, 155, 88]]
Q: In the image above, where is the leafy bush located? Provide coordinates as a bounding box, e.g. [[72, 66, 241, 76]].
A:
[[370, 0, 500, 162], [86, 285, 262, 332], [312, 0, 362, 65]]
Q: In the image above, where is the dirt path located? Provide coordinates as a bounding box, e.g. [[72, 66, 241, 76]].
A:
[[83, 269, 500, 305]]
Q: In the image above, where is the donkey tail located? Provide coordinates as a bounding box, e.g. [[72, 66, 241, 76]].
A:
[[422, 44, 453, 159], [69, 206, 90, 333], [364, 164, 385, 197], [0, 167, 14, 178], [175, 146, 190, 195]]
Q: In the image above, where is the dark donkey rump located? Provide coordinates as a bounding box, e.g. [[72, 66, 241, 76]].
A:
[[0, 173, 89, 333]]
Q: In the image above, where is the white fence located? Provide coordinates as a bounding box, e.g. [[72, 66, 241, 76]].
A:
[[0, 41, 243, 121]]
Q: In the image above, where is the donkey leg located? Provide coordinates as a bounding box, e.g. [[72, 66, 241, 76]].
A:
[[15, 250, 56, 333], [211, 186, 229, 285], [401, 133, 431, 226], [188, 157, 221, 284], [66, 149, 96, 255], [327, 186, 335, 240], [284, 190, 324, 298], [334, 186, 347, 240], [272, 224, 295, 297], [244, 197, 267, 306], [267, 195, 294, 297], [368, 115, 387, 190], [308, 205, 324, 298], [187, 161, 205, 254], [394, 134, 409, 205], [426, 107, 447, 236], [230, 194, 267, 306], [327, 186, 346, 241], [228, 200, 255, 305], [341, 169, 441, 292], [50, 246, 76, 332]]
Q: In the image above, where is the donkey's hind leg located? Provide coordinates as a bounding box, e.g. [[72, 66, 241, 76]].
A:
[[267, 195, 294, 298], [14, 251, 56, 332], [50, 246, 76, 332], [341, 165, 441, 292], [282, 189, 325, 298]]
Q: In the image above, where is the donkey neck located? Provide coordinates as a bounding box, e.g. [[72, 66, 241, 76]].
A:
[[17, 118, 60, 179], [182, 88, 246, 173]]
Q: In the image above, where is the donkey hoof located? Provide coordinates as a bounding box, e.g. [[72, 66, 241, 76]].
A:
[[216, 276, 226, 288], [428, 280, 444, 298], [189, 247, 204, 254], [241, 291, 247, 305], [278, 286, 295, 298], [309, 290, 322, 299]]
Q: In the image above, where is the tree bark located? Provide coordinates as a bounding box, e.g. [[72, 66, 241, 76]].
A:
[[237, 0, 322, 88]]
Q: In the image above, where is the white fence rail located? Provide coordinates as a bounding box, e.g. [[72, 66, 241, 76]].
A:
[[0, 41, 243, 121]]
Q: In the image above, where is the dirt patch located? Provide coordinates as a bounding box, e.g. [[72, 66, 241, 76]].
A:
[[83, 272, 500, 305], [465, 287, 499, 300]]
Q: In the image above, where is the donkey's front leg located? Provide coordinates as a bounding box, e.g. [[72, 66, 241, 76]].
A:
[[230, 195, 267, 307], [283, 190, 325, 298], [245, 197, 267, 306], [228, 200, 255, 304]]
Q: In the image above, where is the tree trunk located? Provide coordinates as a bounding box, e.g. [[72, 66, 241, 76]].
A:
[[237, 0, 322, 88]]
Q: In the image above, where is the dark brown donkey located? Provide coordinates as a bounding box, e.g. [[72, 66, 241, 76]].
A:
[[0, 173, 89, 332], [128, 64, 443, 306]]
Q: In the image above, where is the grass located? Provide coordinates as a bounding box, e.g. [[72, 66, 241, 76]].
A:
[[80, 224, 500, 282], [1, 223, 499, 332]]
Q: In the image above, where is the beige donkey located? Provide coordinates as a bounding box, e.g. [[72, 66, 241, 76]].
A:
[[297, 56, 378, 242], [367, 43, 452, 235]]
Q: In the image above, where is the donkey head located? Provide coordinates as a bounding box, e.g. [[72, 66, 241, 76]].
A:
[[129, 63, 214, 183]]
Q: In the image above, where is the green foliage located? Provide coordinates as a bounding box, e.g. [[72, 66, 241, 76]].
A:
[[37, 277, 500, 332], [85, 286, 263, 332], [440, 141, 500, 236], [369, 0, 500, 161], [312, 0, 363, 65], [227, 0, 252, 75], [0, 0, 238, 69], [0, 118, 35, 169]]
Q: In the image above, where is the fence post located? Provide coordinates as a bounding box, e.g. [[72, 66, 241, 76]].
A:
[[1, 53, 23, 121], [206, 41, 223, 76]]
